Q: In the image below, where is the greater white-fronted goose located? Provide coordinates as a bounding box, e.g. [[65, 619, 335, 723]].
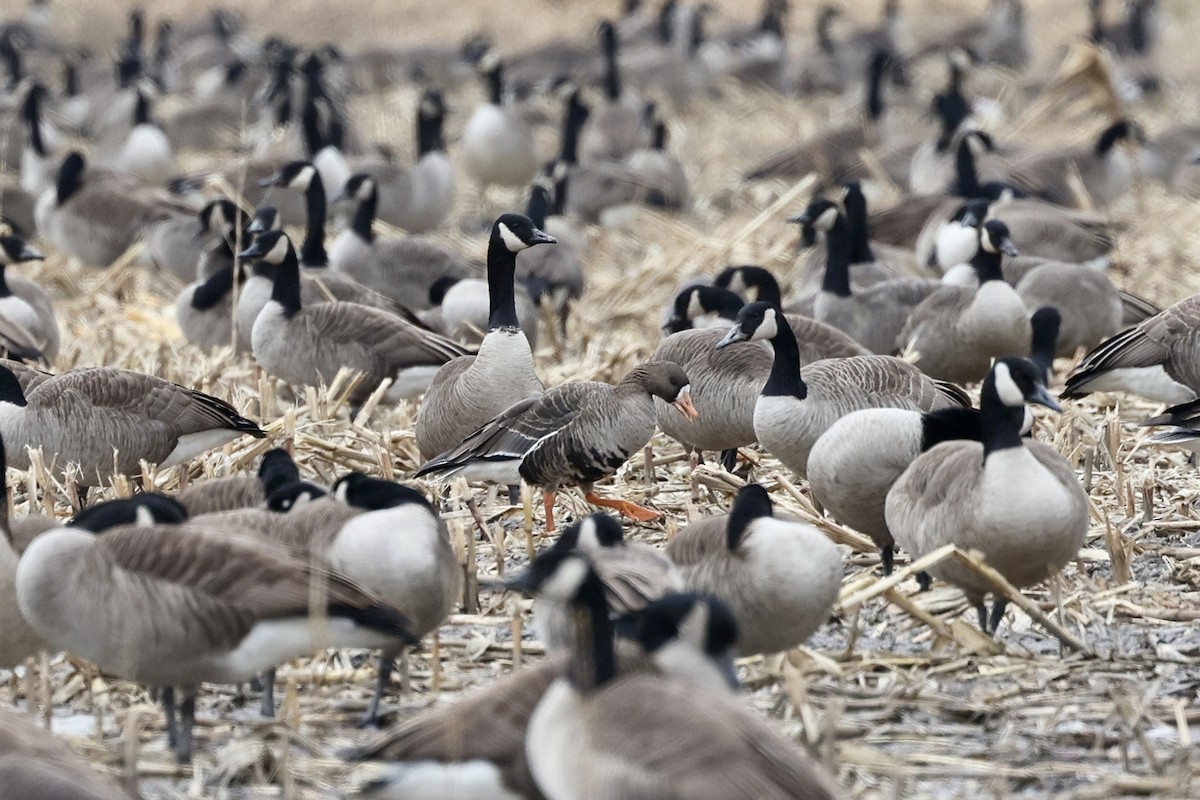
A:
[[886, 357, 1088, 634], [717, 302, 968, 477], [238, 230, 469, 403], [415, 214, 554, 460], [0, 362, 264, 487], [416, 360, 697, 530], [666, 484, 842, 656]]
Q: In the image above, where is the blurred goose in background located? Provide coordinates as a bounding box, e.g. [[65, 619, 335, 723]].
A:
[[580, 20, 650, 163], [0, 708, 132, 799], [417, 360, 697, 531], [460, 53, 539, 189], [96, 87, 176, 185], [515, 181, 585, 329], [367, 89, 455, 233], [18, 82, 58, 197], [1008, 119, 1145, 208], [0, 234, 56, 362], [887, 357, 1087, 635]]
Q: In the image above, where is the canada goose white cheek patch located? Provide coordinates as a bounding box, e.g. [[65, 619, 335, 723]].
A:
[[266, 235, 289, 263], [992, 362, 1025, 407], [759, 308, 779, 340], [497, 222, 527, 252], [686, 291, 703, 321], [815, 206, 839, 230], [539, 556, 591, 602], [289, 165, 316, 190]]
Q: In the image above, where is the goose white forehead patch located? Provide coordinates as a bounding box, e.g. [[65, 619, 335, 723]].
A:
[[814, 205, 839, 231], [497, 222, 527, 252], [289, 165, 316, 189], [540, 555, 590, 602], [992, 362, 1025, 407], [265, 234, 290, 263]]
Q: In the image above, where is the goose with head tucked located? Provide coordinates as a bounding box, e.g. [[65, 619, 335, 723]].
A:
[[717, 302, 968, 477], [666, 484, 842, 656], [1008, 119, 1145, 208], [415, 213, 555, 461], [417, 360, 697, 531], [513, 548, 841, 800], [886, 357, 1087, 635], [0, 362, 264, 487], [899, 218, 1030, 383], [238, 230, 470, 404]]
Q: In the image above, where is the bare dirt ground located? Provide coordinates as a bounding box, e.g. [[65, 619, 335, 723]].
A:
[[0, 0, 1198, 797]]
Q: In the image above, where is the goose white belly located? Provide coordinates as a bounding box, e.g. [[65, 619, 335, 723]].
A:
[[236, 275, 274, 342], [961, 281, 1030, 354], [204, 616, 394, 684], [405, 154, 456, 232], [116, 125, 175, 184], [461, 105, 537, 187], [1077, 366, 1195, 404], [159, 429, 245, 469], [526, 681, 589, 800]]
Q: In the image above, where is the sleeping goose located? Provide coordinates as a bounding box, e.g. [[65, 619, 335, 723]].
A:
[[0, 234, 56, 362], [899, 219, 1030, 383], [886, 357, 1088, 634], [415, 213, 554, 460], [416, 360, 697, 531], [1015, 259, 1122, 357], [1007, 119, 1144, 208], [716, 302, 967, 477], [175, 447, 299, 516], [0, 708, 131, 800], [513, 548, 841, 800], [238, 230, 470, 403], [345, 591, 739, 800], [460, 53, 539, 189], [666, 484, 842, 656], [0, 362, 264, 487], [1062, 292, 1200, 404], [15, 504, 417, 762]]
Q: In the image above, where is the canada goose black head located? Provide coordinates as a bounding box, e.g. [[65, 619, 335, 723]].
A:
[[554, 513, 625, 553], [260, 161, 318, 192], [717, 301, 779, 348], [618, 593, 741, 689], [492, 212, 556, 254], [978, 219, 1018, 257], [957, 198, 991, 228], [266, 480, 328, 512], [68, 493, 189, 533], [990, 357, 1060, 412], [257, 448, 300, 495], [665, 285, 744, 333], [417, 89, 447, 155], [1095, 119, 1144, 155], [503, 548, 598, 605], [332, 472, 434, 512], [246, 206, 282, 235], [0, 235, 43, 265], [55, 151, 87, 205], [788, 197, 841, 234], [197, 198, 240, 237], [333, 173, 376, 205], [726, 483, 773, 549], [714, 265, 783, 306], [238, 228, 294, 265]]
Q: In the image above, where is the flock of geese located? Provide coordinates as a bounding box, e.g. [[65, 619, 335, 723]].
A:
[[0, 0, 1193, 797]]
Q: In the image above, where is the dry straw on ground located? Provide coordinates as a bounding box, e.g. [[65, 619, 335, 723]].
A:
[[0, 0, 1199, 798]]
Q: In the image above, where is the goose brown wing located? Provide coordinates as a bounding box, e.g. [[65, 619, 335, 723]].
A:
[[299, 302, 469, 368]]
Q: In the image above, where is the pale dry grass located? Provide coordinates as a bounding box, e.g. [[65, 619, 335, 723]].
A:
[[0, 0, 1198, 798]]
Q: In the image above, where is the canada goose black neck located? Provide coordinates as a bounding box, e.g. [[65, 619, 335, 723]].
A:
[[865, 50, 889, 122], [191, 266, 236, 310], [487, 222, 522, 331], [300, 98, 326, 157], [762, 310, 807, 400], [22, 86, 46, 157], [56, 152, 86, 205], [656, 0, 676, 43], [820, 211, 854, 298], [350, 179, 377, 243], [600, 21, 622, 101], [62, 60, 79, 97], [526, 184, 551, 228], [0, 366, 28, 407], [652, 121, 668, 151], [485, 63, 504, 105], [1029, 306, 1061, 380], [817, 8, 837, 54], [921, 406, 982, 451], [560, 92, 589, 164], [269, 239, 303, 317], [980, 364, 1026, 458], [1128, 1, 1151, 54], [842, 183, 876, 264], [954, 133, 983, 197], [1095, 120, 1134, 157], [300, 170, 328, 266], [3, 39, 22, 88], [726, 484, 772, 550], [133, 90, 151, 126], [568, 566, 619, 691], [416, 94, 446, 157], [0, 264, 10, 299]]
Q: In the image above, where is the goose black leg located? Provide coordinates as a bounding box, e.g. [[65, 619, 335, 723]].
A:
[[359, 649, 399, 728], [259, 667, 275, 718], [160, 687, 177, 751], [176, 693, 196, 764], [880, 546, 894, 576], [719, 448, 737, 472], [975, 601, 989, 633], [916, 571, 932, 592], [988, 598, 1009, 636], [507, 484, 521, 505]]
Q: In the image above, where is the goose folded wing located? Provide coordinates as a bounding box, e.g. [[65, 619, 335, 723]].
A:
[[596, 548, 683, 614], [0, 358, 53, 393], [299, 302, 471, 367], [0, 316, 43, 362]]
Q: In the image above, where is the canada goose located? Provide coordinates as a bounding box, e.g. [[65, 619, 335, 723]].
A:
[[624, 116, 689, 210], [239, 230, 469, 403], [745, 48, 892, 183], [1016, 261, 1122, 357], [512, 548, 841, 800], [193, 197, 245, 280], [327, 173, 478, 309], [1028, 305, 1061, 385], [1008, 120, 1144, 208], [176, 447, 299, 516], [580, 21, 650, 164], [1090, 0, 1159, 59], [97, 87, 176, 185], [667, 484, 841, 655], [0, 234, 56, 362], [906, 51, 976, 195], [717, 302, 967, 477], [15, 505, 418, 762], [376, 89, 455, 233], [0, 708, 132, 800], [460, 53, 539, 189], [416, 360, 697, 531], [534, 514, 683, 654], [18, 82, 58, 197], [176, 264, 246, 352], [886, 357, 1088, 634], [950, 130, 1028, 201], [415, 213, 554, 460], [515, 182, 585, 327], [422, 276, 541, 348], [34, 151, 171, 268], [899, 219, 1030, 383], [1062, 292, 1200, 404], [931, 0, 1031, 70], [0, 435, 53, 667], [663, 284, 745, 333], [345, 592, 739, 800], [798, 198, 940, 354], [785, 4, 849, 96], [0, 362, 264, 486]]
